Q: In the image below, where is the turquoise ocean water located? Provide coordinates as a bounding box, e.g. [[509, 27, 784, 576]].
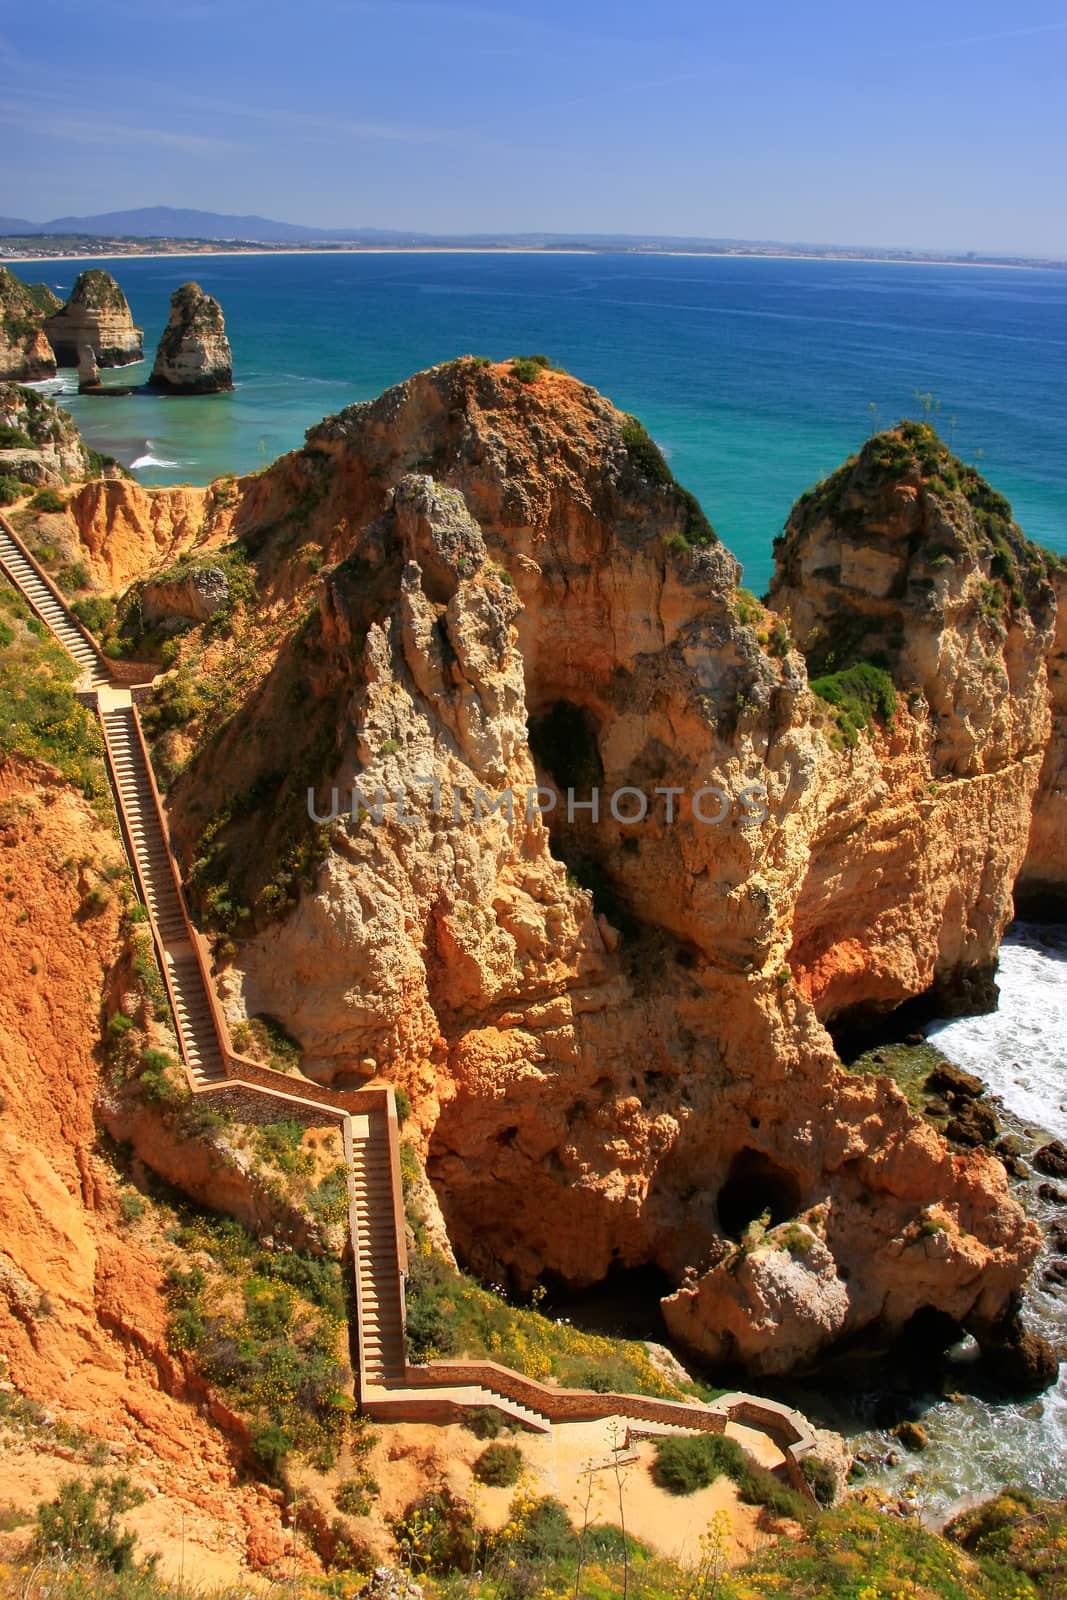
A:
[[30, 251, 1067, 594]]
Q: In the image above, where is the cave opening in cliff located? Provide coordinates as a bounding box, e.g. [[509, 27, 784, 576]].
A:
[[542, 1262, 676, 1343], [716, 1148, 803, 1240], [527, 698, 604, 795], [526, 698, 640, 937]]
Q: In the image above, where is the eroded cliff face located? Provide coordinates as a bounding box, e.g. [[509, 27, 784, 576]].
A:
[[153, 361, 1056, 1375], [43, 269, 143, 368], [0, 268, 57, 381], [0, 382, 93, 487], [1018, 566, 1067, 916], [66, 476, 236, 588], [768, 425, 1058, 1033], [0, 755, 312, 1576]]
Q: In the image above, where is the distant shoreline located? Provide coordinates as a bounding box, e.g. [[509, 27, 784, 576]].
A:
[[3, 244, 1045, 272]]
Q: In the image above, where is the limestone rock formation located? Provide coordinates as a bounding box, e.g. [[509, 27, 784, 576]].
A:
[[153, 360, 1055, 1378], [142, 562, 229, 625], [150, 281, 233, 393], [77, 343, 100, 392], [0, 266, 57, 380], [44, 268, 143, 367], [768, 424, 1058, 1034], [1018, 564, 1067, 915], [0, 383, 95, 485]]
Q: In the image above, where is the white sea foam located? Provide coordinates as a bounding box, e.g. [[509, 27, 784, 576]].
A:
[[130, 443, 182, 469], [848, 923, 1067, 1507], [929, 924, 1067, 1142]]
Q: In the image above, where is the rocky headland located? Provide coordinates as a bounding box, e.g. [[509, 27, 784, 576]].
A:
[[43, 268, 143, 367], [4, 366, 1067, 1587], [0, 266, 59, 381], [51, 355, 1052, 1382], [149, 281, 233, 393]]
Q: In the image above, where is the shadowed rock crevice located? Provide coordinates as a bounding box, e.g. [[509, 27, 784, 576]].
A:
[[717, 1149, 804, 1240]]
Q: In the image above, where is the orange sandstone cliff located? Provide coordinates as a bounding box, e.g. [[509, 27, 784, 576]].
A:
[[89, 359, 1054, 1378]]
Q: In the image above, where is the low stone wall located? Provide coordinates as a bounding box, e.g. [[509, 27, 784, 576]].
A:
[[405, 1360, 727, 1433], [105, 657, 158, 686]]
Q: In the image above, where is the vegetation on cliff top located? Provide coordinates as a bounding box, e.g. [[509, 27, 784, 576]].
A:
[[0, 577, 107, 798], [0, 267, 57, 344], [60, 268, 132, 314], [789, 420, 1061, 609], [619, 415, 717, 549]]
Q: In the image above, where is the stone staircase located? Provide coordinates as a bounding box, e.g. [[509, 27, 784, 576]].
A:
[[0, 521, 110, 689], [349, 1109, 408, 1385], [98, 695, 227, 1086], [0, 507, 818, 1484]]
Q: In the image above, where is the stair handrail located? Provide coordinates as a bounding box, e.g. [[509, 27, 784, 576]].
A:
[[0, 511, 108, 669]]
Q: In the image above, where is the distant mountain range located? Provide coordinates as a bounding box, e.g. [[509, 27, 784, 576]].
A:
[[0, 206, 428, 242], [0, 206, 1059, 267]]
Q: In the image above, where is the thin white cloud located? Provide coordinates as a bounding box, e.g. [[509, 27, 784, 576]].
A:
[[950, 19, 1067, 46], [0, 104, 244, 156]]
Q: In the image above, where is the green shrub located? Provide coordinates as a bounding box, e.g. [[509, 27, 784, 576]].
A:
[[71, 595, 115, 635], [653, 1433, 811, 1522], [0, 426, 33, 449], [0, 474, 24, 506], [138, 1048, 184, 1106], [29, 488, 66, 513], [473, 1441, 523, 1486], [801, 1451, 838, 1506], [507, 1494, 578, 1562], [251, 1118, 312, 1175], [621, 416, 716, 545], [462, 1406, 514, 1440], [394, 1086, 412, 1125], [118, 1191, 146, 1224], [0, 580, 107, 796], [163, 1210, 349, 1476], [584, 1523, 651, 1562], [391, 1487, 479, 1575], [56, 560, 91, 594], [510, 354, 553, 384], [810, 660, 898, 749], [249, 1419, 292, 1477], [34, 1476, 146, 1572], [335, 1473, 380, 1516]]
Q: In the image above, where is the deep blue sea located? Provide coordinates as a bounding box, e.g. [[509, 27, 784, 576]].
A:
[[31, 250, 1067, 594]]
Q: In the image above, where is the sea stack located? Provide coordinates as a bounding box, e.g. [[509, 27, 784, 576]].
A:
[[77, 344, 100, 393], [0, 266, 59, 380], [149, 281, 233, 393], [44, 268, 143, 366]]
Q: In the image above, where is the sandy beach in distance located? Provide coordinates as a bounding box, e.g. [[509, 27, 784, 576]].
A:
[[2, 246, 1040, 271]]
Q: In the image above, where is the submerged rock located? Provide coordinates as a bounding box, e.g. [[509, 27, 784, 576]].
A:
[[1035, 1142, 1067, 1178], [981, 1318, 1060, 1393], [892, 1419, 929, 1452], [44, 268, 143, 367], [149, 281, 233, 393]]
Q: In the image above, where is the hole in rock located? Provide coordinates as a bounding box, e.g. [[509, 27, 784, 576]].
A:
[[527, 699, 604, 794], [717, 1148, 803, 1240], [890, 1306, 965, 1370], [543, 1263, 676, 1344]]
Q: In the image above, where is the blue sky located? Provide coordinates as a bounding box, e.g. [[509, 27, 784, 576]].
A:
[[2, 0, 1065, 253]]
